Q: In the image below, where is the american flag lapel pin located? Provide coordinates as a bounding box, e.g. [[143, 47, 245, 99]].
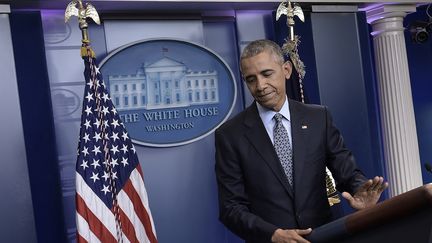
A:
[[301, 125, 308, 129]]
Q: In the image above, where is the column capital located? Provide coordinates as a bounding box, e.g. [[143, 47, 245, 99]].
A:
[[366, 4, 417, 24], [0, 4, 10, 14]]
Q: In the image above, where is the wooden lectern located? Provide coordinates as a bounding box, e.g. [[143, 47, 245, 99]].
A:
[[307, 184, 432, 243]]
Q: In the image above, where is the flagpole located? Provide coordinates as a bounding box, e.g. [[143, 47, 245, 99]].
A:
[[65, 2, 125, 242], [276, 0, 341, 207]]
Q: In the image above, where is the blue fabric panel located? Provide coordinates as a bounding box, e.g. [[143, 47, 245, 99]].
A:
[[273, 10, 321, 105], [10, 11, 67, 243], [311, 12, 388, 215], [356, 12, 388, 200]]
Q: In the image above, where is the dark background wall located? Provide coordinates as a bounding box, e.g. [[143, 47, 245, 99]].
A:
[[404, 5, 432, 185]]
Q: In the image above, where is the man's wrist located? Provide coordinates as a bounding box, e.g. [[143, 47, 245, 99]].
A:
[[271, 228, 283, 242]]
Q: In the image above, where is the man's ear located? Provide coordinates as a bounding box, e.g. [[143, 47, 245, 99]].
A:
[[283, 61, 293, 79]]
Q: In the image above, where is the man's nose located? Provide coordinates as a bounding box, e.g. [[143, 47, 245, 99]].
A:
[[256, 77, 266, 90]]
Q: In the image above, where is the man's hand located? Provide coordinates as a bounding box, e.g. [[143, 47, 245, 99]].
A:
[[271, 228, 312, 243], [342, 176, 389, 210]]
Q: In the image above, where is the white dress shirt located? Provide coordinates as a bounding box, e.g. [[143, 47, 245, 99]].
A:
[[256, 96, 292, 146]]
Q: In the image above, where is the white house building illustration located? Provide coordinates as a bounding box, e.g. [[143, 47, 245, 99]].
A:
[[108, 57, 219, 110]]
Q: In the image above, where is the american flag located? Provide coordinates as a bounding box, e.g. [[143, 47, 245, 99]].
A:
[[75, 45, 157, 243]]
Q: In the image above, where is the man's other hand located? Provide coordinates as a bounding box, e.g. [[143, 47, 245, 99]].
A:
[[271, 228, 312, 243], [342, 176, 389, 210]]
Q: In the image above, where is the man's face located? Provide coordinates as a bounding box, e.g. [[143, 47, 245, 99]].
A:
[[241, 51, 292, 111]]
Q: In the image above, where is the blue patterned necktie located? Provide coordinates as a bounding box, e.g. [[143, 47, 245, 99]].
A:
[[273, 113, 293, 186]]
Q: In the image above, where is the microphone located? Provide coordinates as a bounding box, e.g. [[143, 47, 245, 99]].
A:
[[425, 163, 432, 174]]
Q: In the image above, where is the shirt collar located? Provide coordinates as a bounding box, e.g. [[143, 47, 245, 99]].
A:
[[256, 96, 290, 123]]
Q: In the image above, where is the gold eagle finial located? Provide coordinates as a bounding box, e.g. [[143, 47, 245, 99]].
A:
[[65, 0, 100, 57], [276, 0, 304, 41], [65, 1, 100, 26]]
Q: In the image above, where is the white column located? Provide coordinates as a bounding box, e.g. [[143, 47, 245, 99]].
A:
[[367, 4, 423, 196]]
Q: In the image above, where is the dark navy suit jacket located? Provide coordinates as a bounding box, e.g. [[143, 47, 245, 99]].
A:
[[215, 99, 366, 242]]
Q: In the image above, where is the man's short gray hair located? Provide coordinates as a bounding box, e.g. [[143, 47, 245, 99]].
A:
[[240, 39, 285, 65]]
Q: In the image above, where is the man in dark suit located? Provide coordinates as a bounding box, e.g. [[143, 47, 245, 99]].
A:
[[215, 39, 388, 243]]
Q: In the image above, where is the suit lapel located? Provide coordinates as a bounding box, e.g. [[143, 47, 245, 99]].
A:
[[290, 101, 308, 197], [243, 103, 294, 198]]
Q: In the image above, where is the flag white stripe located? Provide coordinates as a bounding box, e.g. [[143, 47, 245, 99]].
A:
[[76, 172, 118, 237], [76, 213, 102, 243], [129, 169, 157, 235], [118, 190, 149, 243], [121, 230, 131, 243]]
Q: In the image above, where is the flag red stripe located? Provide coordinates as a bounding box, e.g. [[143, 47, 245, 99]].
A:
[[123, 179, 158, 243], [76, 193, 118, 243], [137, 164, 145, 179], [76, 233, 88, 243], [112, 205, 140, 243]]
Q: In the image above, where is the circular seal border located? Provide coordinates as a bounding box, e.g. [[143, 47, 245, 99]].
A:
[[51, 88, 81, 118], [99, 38, 237, 147], [44, 22, 72, 44]]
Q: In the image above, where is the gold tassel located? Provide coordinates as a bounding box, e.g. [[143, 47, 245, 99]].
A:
[[80, 46, 96, 58]]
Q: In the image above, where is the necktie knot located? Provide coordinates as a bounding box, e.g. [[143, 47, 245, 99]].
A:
[[274, 113, 283, 123]]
